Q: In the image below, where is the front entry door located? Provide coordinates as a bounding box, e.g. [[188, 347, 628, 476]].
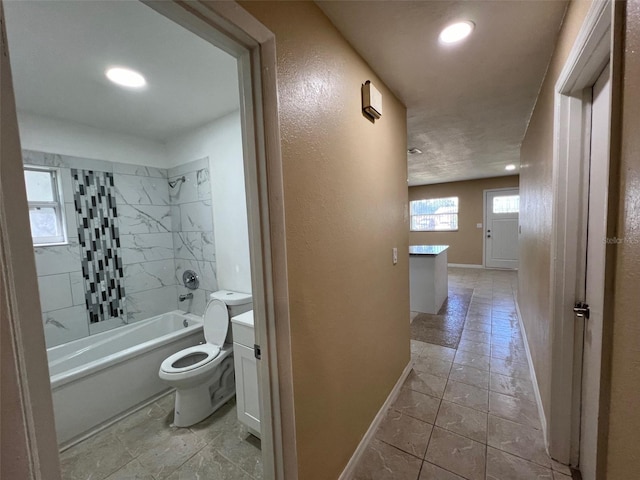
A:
[[484, 188, 519, 269], [578, 63, 611, 480]]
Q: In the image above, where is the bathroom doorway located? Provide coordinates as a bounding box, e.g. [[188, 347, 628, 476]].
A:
[[0, 1, 293, 478]]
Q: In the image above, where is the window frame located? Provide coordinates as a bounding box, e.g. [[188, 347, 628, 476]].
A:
[[410, 196, 460, 232], [24, 166, 68, 246]]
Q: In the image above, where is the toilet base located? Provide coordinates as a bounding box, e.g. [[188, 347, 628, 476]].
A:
[[172, 356, 235, 427]]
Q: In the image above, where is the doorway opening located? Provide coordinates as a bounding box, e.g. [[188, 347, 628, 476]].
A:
[[0, 1, 294, 478], [547, 1, 613, 476]]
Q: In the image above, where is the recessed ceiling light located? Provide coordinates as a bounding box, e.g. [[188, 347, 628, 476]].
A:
[[505, 164, 517, 171], [439, 21, 475, 44], [408, 148, 423, 155], [105, 67, 146, 89]]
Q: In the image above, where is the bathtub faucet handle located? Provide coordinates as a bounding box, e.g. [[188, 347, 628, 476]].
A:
[[179, 293, 193, 302]]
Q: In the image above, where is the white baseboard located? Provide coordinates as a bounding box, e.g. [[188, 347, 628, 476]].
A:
[[338, 360, 413, 480], [448, 263, 484, 269], [515, 300, 549, 452]]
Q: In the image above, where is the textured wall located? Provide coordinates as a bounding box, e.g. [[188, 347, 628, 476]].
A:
[[409, 176, 519, 265], [605, 1, 640, 476], [239, 2, 410, 479], [518, 0, 591, 423]]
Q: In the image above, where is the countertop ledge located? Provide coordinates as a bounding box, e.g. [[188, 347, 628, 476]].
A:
[[409, 245, 449, 255]]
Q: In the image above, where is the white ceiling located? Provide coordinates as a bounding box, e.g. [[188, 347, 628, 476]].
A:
[[3, 0, 239, 142], [317, 0, 568, 185]]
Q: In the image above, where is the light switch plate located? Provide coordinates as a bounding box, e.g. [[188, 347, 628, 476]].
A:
[[476, 223, 483, 228], [392, 247, 398, 265]]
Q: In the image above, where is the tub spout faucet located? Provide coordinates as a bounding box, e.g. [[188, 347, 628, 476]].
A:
[[179, 293, 193, 302]]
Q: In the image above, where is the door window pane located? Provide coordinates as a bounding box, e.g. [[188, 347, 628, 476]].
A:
[[493, 195, 519, 214]]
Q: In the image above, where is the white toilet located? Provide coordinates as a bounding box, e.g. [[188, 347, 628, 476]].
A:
[[158, 290, 252, 427]]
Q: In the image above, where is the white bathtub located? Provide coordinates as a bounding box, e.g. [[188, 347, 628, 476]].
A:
[[47, 311, 205, 448]]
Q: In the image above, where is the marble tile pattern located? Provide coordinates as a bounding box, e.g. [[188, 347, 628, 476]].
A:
[[353, 268, 578, 480], [60, 394, 262, 480], [29, 151, 225, 345], [168, 158, 216, 317]]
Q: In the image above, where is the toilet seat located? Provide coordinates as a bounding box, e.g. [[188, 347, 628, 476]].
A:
[[160, 299, 230, 375], [160, 344, 221, 374]]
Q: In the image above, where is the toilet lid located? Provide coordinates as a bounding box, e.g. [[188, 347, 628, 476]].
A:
[[203, 298, 229, 346]]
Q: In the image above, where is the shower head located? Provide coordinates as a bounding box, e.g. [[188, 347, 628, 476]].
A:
[[168, 176, 185, 188]]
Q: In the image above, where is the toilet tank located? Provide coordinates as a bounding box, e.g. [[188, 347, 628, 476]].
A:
[[210, 290, 252, 317]]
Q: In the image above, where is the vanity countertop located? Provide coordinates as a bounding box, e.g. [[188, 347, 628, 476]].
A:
[[231, 310, 254, 328], [409, 245, 449, 256]]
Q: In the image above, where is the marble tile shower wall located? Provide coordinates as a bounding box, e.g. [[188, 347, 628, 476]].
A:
[[169, 157, 218, 317], [26, 151, 217, 348]]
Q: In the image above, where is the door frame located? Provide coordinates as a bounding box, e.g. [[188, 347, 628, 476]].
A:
[[482, 187, 520, 269], [0, 1, 297, 478], [548, 0, 614, 467]]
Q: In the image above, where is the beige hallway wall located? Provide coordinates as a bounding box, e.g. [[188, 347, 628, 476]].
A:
[[238, 2, 410, 479], [604, 1, 640, 477], [409, 176, 519, 265], [518, 0, 591, 425]]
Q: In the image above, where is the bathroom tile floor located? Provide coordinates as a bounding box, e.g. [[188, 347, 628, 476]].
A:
[[60, 395, 262, 480], [353, 268, 577, 480]]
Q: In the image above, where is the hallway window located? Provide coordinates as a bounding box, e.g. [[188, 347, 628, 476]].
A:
[[24, 167, 67, 245], [410, 197, 459, 231]]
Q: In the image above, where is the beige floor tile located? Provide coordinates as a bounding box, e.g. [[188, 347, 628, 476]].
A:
[[392, 388, 441, 424], [443, 380, 489, 412], [460, 330, 491, 345], [412, 339, 428, 356], [424, 427, 486, 480], [375, 409, 433, 458], [464, 321, 492, 333], [449, 364, 490, 390], [352, 438, 423, 480], [552, 472, 572, 480], [419, 462, 465, 479], [404, 369, 448, 398], [457, 340, 491, 357], [489, 372, 535, 402], [421, 343, 457, 362], [487, 415, 550, 467], [491, 335, 525, 350], [413, 356, 453, 379], [135, 428, 207, 479], [60, 431, 133, 480], [205, 421, 263, 479], [104, 459, 155, 480], [489, 392, 541, 429], [155, 392, 176, 414], [490, 357, 531, 380], [165, 444, 253, 480], [454, 350, 491, 372], [551, 459, 572, 475], [435, 401, 488, 443], [486, 447, 553, 480]]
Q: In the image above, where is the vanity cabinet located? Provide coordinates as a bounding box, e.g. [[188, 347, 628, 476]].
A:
[[231, 311, 261, 438]]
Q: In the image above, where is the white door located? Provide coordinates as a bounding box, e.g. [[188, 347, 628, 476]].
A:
[[484, 188, 519, 269], [579, 64, 611, 480]]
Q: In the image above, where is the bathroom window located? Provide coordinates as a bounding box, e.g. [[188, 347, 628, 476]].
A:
[[410, 197, 459, 231], [24, 167, 67, 245]]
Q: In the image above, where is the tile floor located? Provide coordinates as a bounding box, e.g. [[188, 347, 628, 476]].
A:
[[60, 394, 262, 480], [352, 268, 576, 480]]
